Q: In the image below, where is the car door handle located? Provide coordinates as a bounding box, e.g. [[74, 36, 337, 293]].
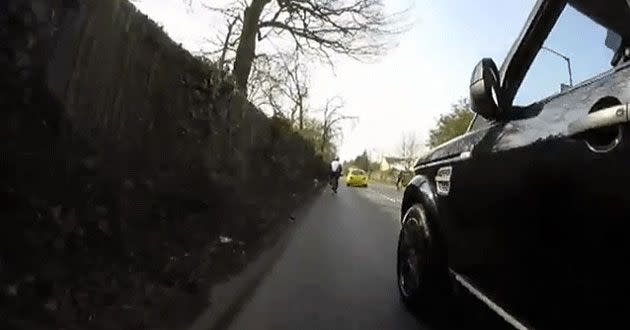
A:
[[568, 104, 629, 136]]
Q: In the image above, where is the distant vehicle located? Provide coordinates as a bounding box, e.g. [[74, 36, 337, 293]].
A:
[[396, 0, 630, 328], [346, 169, 368, 187]]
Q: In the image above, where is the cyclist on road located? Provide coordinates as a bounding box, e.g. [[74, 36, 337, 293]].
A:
[[396, 170, 404, 191], [330, 157, 342, 193]]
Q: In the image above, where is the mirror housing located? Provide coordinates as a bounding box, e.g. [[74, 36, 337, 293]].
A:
[[605, 29, 622, 51], [606, 29, 627, 66], [470, 58, 502, 120]]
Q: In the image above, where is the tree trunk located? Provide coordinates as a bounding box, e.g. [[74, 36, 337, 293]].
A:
[[296, 70, 304, 130], [233, 0, 270, 94], [298, 98, 303, 130], [321, 126, 328, 153]]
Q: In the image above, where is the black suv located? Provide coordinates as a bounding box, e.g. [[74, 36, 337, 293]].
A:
[[396, 0, 630, 328]]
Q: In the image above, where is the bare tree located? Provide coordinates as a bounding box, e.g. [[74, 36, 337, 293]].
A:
[[218, 16, 240, 69], [245, 53, 283, 111], [245, 52, 309, 124], [193, 0, 408, 93], [283, 54, 308, 129], [264, 52, 310, 128], [319, 96, 357, 154], [400, 132, 418, 170], [197, 1, 245, 69]]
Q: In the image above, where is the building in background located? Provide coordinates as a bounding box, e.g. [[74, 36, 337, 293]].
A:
[[379, 157, 411, 172]]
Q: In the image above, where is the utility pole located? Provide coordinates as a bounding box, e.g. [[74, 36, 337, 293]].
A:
[[542, 46, 573, 87]]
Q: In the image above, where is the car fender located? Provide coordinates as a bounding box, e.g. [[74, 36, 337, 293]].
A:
[[401, 175, 438, 222], [401, 174, 449, 265]]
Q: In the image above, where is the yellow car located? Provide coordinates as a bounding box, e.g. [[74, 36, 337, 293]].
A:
[[346, 169, 368, 187]]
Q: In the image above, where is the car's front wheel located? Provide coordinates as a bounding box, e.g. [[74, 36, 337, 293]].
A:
[[397, 203, 451, 314]]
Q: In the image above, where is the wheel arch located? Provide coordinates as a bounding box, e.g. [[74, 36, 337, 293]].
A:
[[400, 174, 449, 256], [401, 175, 439, 225], [399, 174, 452, 300]]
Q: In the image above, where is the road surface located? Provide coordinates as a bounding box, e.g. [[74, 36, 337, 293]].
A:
[[225, 182, 504, 330]]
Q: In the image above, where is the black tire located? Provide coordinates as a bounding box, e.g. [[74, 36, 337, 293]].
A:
[[397, 203, 451, 316]]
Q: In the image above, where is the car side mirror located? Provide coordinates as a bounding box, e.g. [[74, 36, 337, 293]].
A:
[[605, 29, 622, 51], [470, 58, 502, 120], [605, 29, 627, 66]]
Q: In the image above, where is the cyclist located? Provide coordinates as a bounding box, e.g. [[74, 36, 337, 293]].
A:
[[396, 170, 404, 191], [330, 157, 342, 193]]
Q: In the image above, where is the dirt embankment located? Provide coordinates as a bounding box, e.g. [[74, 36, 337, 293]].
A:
[[0, 1, 327, 329]]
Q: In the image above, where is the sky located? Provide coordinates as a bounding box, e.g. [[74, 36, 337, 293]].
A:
[[132, 0, 613, 161], [514, 5, 612, 105]]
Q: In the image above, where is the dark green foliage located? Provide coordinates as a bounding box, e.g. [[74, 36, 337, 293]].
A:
[[427, 98, 475, 148], [344, 150, 380, 174]]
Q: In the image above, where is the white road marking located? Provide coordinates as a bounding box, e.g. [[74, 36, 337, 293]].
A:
[[452, 271, 531, 330], [351, 184, 402, 222], [368, 187, 401, 204], [379, 194, 398, 203]]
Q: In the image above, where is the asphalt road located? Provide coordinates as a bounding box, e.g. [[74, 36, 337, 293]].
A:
[[225, 183, 506, 330]]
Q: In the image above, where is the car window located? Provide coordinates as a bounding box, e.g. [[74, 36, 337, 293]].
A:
[[514, 5, 615, 106], [351, 170, 365, 175]]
